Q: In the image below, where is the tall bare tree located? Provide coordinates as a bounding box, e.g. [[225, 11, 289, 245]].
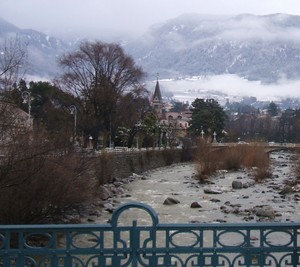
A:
[[59, 41, 144, 147], [0, 37, 27, 90]]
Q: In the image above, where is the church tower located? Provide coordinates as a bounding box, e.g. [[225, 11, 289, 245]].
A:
[[152, 77, 163, 118]]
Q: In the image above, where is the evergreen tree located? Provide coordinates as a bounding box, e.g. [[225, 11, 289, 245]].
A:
[[268, 101, 279, 117], [189, 98, 227, 140]]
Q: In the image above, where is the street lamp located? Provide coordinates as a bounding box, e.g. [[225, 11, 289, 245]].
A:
[[21, 91, 31, 123], [69, 105, 77, 141], [213, 131, 217, 143], [109, 115, 112, 148], [89, 136, 93, 149], [135, 121, 142, 149], [155, 122, 161, 149]]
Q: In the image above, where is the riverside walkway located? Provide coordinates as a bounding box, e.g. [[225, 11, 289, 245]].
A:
[[0, 202, 299, 267], [93, 142, 300, 154], [210, 142, 300, 154]]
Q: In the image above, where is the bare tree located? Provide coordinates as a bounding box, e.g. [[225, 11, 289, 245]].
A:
[[0, 37, 27, 90], [59, 41, 144, 147]]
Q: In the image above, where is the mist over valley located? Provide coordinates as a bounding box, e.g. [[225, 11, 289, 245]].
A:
[[2, 13, 300, 103]]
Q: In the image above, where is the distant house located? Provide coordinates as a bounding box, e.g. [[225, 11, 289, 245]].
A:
[[0, 102, 32, 130], [0, 102, 33, 155], [161, 111, 191, 130]]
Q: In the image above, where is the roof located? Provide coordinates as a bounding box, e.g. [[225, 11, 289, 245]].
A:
[[152, 80, 162, 102], [0, 102, 32, 129], [165, 111, 192, 120]]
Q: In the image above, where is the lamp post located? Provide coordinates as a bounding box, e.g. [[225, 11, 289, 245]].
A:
[[69, 105, 77, 142], [21, 91, 31, 123], [213, 131, 217, 143], [109, 115, 112, 148], [135, 122, 142, 149], [89, 136, 93, 149], [155, 122, 161, 149]]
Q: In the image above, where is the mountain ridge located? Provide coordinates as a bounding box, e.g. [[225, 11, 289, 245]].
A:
[[0, 17, 75, 79], [1, 14, 300, 83], [126, 13, 300, 83]]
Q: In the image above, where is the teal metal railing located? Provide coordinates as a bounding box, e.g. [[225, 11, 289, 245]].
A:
[[0, 202, 299, 267]]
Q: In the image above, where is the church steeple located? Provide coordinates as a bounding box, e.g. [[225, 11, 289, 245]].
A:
[[152, 74, 163, 117], [153, 79, 162, 102]]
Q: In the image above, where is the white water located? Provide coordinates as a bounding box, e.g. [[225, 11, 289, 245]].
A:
[[96, 151, 300, 225], [71, 151, 300, 267]]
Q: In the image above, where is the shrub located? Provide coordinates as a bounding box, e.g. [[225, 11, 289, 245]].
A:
[[221, 146, 245, 170], [253, 166, 272, 183], [180, 137, 193, 161], [195, 139, 219, 183], [95, 152, 114, 185], [242, 144, 269, 169], [288, 155, 300, 186], [0, 127, 93, 224], [295, 163, 300, 182], [247, 145, 271, 182], [161, 149, 177, 165], [195, 142, 271, 183]]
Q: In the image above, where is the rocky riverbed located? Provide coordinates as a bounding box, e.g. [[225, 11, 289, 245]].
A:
[[72, 150, 300, 225]]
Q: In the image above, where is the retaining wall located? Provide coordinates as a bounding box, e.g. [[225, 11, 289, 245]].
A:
[[91, 148, 195, 183]]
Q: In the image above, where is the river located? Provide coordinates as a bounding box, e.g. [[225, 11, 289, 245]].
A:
[[94, 150, 300, 225]]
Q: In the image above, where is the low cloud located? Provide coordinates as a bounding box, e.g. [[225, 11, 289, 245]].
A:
[[218, 15, 300, 42], [155, 74, 300, 103]]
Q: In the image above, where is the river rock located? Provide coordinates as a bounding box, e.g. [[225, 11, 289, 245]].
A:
[[98, 185, 113, 200], [232, 180, 243, 189], [294, 194, 300, 201], [255, 206, 275, 219], [215, 219, 227, 223], [111, 187, 125, 195], [163, 197, 180, 205], [190, 202, 202, 208], [113, 181, 124, 187], [292, 184, 300, 192], [103, 203, 115, 213], [210, 198, 221, 203], [279, 185, 293, 195], [204, 188, 223, 194]]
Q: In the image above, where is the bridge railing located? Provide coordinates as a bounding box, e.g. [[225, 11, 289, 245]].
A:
[[0, 202, 299, 267]]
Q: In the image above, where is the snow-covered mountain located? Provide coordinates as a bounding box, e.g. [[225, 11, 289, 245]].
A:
[[2, 13, 300, 84], [126, 13, 300, 83], [0, 17, 75, 80]]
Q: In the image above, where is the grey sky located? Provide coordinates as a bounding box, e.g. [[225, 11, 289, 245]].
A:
[[2, 0, 300, 38]]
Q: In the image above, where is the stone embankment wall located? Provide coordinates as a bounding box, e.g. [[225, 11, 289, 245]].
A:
[[92, 148, 195, 184], [113, 149, 180, 178]]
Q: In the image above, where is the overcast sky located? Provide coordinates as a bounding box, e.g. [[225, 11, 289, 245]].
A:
[[2, 0, 300, 38]]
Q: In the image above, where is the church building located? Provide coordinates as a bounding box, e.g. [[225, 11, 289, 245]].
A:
[[150, 78, 191, 146]]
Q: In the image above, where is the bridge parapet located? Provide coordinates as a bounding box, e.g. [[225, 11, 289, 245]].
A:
[[0, 202, 299, 267]]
